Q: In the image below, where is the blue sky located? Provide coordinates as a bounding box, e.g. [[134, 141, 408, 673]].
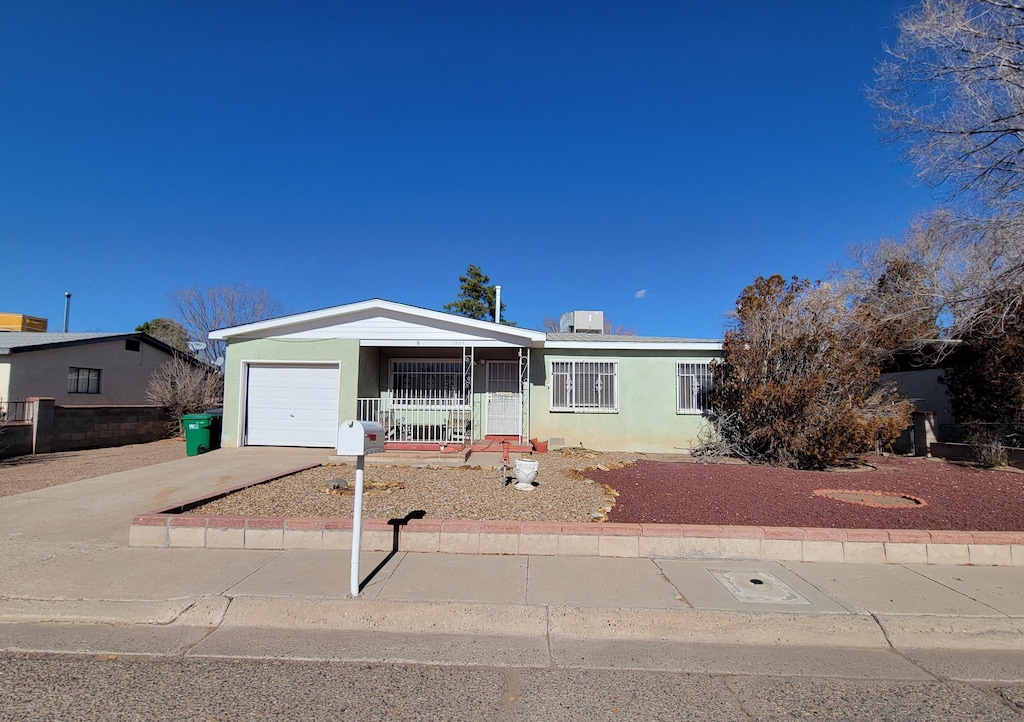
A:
[[1, 1, 938, 339]]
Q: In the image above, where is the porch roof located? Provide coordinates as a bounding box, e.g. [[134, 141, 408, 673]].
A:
[[209, 298, 547, 349]]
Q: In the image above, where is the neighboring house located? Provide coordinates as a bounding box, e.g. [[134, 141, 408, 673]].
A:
[[881, 343, 958, 434], [0, 332, 178, 407], [209, 299, 721, 453]]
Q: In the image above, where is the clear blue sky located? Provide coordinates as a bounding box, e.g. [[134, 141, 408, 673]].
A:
[[1, 0, 938, 339]]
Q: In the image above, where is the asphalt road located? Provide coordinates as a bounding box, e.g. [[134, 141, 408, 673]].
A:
[[4, 653, 1024, 722]]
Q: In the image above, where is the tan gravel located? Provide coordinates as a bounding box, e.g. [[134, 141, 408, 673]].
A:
[[188, 449, 639, 523], [0, 438, 187, 498]]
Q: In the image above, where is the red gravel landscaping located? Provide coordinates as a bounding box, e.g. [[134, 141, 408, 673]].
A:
[[596, 455, 1024, 531]]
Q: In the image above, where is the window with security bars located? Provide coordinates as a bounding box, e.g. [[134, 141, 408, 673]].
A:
[[68, 367, 101, 394], [550, 360, 618, 412], [390, 360, 467, 407], [676, 362, 713, 413]]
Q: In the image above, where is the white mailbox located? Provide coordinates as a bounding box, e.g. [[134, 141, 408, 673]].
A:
[[336, 419, 386, 456]]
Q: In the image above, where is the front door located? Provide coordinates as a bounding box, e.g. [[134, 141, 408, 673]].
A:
[[486, 361, 521, 436]]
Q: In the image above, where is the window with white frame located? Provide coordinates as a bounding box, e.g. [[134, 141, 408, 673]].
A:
[[676, 362, 713, 413], [68, 367, 101, 394], [390, 359, 467, 407], [550, 360, 618, 412]]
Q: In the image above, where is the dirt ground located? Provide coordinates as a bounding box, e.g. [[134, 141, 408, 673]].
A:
[[0, 438, 187, 497]]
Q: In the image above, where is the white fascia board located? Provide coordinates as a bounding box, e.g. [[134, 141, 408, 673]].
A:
[[542, 340, 723, 351], [209, 299, 546, 344], [359, 339, 528, 348]]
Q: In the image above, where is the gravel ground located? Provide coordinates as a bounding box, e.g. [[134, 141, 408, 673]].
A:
[[4, 439, 1022, 531], [189, 449, 636, 523], [599, 455, 1024, 531], [190, 451, 1024, 531], [0, 438, 187, 497]]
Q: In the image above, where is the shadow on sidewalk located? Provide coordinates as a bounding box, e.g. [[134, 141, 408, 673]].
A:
[[359, 509, 426, 592]]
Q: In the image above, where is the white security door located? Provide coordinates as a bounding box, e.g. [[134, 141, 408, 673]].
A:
[[245, 364, 340, 447], [486, 361, 521, 436]]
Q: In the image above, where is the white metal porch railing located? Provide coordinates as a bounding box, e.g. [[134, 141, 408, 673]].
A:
[[0, 400, 33, 423], [357, 397, 472, 445]]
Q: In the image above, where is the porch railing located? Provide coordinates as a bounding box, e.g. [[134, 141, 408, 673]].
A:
[[0, 401, 33, 423], [357, 397, 472, 445]]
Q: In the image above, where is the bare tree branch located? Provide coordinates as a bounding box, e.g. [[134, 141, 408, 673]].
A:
[[170, 284, 283, 364]]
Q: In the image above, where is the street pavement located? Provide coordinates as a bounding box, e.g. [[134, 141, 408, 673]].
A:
[[2, 447, 1024, 719]]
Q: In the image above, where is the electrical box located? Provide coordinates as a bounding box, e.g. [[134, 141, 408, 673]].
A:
[[336, 420, 386, 456]]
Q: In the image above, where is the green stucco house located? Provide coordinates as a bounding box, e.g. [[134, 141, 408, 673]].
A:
[[209, 299, 721, 454]]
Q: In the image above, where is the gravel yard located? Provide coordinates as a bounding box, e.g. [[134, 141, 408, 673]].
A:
[[4, 439, 1022, 532], [188, 449, 636, 523], [188, 451, 1024, 531]]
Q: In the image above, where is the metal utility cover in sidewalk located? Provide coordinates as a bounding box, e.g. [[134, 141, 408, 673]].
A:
[[707, 568, 810, 605], [656, 560, 852, 614]]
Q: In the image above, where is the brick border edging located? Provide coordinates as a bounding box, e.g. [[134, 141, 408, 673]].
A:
[[129, 512, 1024, 566]]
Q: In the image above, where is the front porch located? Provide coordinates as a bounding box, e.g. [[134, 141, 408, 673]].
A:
[[355, 345, 534, 453]]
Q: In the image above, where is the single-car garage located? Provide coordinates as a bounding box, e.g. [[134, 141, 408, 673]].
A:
[[245, 363, 340, 447]]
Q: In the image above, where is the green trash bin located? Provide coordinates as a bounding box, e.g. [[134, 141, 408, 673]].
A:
[[182, 411, 222, 456]]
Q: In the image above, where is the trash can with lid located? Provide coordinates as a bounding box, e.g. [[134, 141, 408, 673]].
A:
[[182, 410, 223, 456]]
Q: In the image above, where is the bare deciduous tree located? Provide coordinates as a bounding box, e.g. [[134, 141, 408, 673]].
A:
[[873, 0, 1024, 205], [170, 284, 283, 364], [845, 210, 1024, 352], [145, 355, 224, 435]]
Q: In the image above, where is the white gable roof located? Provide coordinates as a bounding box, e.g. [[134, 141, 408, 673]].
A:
[[209, 299, 547, 348]]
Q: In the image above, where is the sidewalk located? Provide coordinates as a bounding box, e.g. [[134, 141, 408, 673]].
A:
[[1, 448, 1023, 682]]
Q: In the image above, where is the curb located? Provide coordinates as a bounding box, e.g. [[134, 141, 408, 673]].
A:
[[128, 512, 1024, 566]]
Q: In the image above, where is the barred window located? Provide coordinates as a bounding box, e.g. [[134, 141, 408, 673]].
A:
[[677, 362, 713, 413], [550, 360, 618, 412], [68, 367, 101, 394], [390, 360, 467, 407]]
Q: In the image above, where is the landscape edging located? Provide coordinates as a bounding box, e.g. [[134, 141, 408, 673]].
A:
[[128, 511, 1024, 566]]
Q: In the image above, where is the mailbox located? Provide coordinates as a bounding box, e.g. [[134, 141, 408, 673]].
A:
[[336, 419, 386, 456]]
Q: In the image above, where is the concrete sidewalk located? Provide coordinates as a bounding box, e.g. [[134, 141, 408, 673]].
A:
[[2, 448, 1023, 682]]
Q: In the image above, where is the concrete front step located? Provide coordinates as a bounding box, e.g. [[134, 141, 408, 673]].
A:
[[128, 513, 1024, 566]]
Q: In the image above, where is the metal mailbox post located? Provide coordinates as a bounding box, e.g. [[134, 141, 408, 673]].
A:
[[336, 420, 386, 597]]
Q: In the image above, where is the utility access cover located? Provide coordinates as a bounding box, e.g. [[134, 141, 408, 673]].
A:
[[707, 568, 811, 605]]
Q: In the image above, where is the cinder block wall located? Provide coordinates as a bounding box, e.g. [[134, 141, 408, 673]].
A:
[[50, 406, 171, 452], [0, 422, 34, 459]]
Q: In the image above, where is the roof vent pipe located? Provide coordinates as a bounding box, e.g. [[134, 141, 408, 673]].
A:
[[63, 292, 71, 333], [494, 285, 501, 324]]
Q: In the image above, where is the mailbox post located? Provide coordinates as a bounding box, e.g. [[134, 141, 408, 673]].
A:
[[336, 419, 386, 597]]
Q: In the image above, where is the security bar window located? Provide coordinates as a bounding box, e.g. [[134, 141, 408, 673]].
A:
[[677, 362, 713, 413], [550, 360, 618, 412], [390, 359, 467, 407], [68, 367, 101, 394]]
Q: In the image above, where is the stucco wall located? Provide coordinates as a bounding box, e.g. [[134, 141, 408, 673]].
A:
[[0, 363, 11, 402], [220, 338, 359, 448], [528, 348, 718, 453], [4, 341, 174, 405], [883, 368, 955, 428]]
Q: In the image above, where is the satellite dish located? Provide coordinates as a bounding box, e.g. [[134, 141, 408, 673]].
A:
[[187, 341, 207, 352]]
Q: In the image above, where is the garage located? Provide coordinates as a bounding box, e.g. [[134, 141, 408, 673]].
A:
[[245, 364, 340, 447]]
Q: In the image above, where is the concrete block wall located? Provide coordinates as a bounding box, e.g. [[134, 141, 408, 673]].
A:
[[0, 398, 172, 458], [50, 405, 170, 452], [0, 422, 34, 459]]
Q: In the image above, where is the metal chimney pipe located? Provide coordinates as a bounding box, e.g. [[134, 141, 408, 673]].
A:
[[63, 292, 71, 332], [494, 285, 501, 324]]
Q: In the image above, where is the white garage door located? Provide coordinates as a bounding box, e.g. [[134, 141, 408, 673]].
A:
[[246, 364, 340, 447]]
